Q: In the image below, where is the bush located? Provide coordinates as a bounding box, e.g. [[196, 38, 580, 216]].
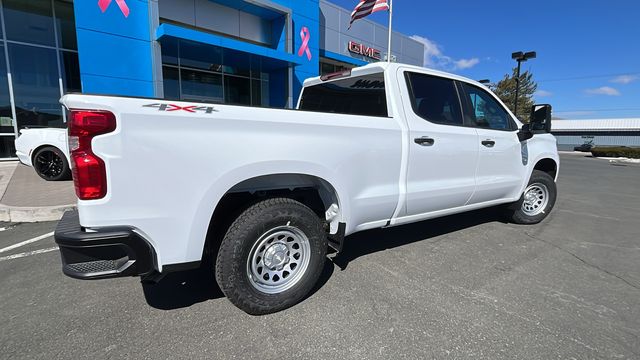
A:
[[590, 146, 640, 159]]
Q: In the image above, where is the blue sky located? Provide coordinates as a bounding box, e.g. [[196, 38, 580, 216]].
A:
[[329, 0, 640, 119]]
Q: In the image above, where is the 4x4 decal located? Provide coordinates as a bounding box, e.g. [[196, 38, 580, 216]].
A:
[[143, 103, 218, 114]]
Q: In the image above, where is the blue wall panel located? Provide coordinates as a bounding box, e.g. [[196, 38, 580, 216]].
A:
[[76, 30, 154, 82], [74, 0, 151, 41], [74, 0, 154, 96], [81, 74, 155, 97]]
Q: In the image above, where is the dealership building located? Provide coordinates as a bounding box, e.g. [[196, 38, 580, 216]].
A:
[[0, 0, 425, 160], [552, 119, 640, 151]]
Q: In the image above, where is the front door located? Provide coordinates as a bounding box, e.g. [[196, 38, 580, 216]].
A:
[[457, 82, 526, 203]]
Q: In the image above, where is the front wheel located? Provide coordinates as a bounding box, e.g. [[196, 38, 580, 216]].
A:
[[505, 170, 557, 224], [215, 198, 327, 315]]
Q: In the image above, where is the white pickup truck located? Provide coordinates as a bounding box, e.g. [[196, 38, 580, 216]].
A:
[[54, 62, 559, 315]]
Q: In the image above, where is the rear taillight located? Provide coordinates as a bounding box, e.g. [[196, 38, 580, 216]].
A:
[[68, 110, 116, 200]]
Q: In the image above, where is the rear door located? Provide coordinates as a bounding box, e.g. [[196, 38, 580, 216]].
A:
[[457, 82, 526, 203], [401, 71, 479, 216]]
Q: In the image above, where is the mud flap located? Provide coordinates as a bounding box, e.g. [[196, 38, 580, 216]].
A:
[[327, 222, 346, 253]]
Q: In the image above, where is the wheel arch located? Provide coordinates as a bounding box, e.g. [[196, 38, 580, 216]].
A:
[[514, 152, 559, 199], [533, 157, 558, 181], [188, 168, 349, 265], [208, 172, 344, 234]]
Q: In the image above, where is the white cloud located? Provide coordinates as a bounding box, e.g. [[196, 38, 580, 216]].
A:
[[585, 86, 621, 96], [454, 58, 480, 70], [535, 90, 553, 98], [410, 35, 479, 71], [610, 75, 638, 84]]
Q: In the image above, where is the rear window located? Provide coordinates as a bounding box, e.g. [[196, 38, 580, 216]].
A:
[[299, 73, 388, 117]]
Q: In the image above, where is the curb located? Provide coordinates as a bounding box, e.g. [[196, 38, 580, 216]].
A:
[[557, 151, 590, 155], [587, 156, 640, 166], [0, 204, 76, 223], [608, 159, 640, 166]]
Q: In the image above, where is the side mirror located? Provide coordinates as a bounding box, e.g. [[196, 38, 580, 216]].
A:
[[530, 104, 552, 133], [518, 123, 533, 142]]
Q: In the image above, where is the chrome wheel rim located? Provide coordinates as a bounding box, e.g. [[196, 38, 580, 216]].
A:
[[247, 225, 311, 294], [521, 183, 549, 216], [35, 151, 64, 179]]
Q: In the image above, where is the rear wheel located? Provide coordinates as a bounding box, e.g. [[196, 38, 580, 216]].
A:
[[505, 170, 557, 224], [32, 146, 70, 181], [215, 198, 327, 315]]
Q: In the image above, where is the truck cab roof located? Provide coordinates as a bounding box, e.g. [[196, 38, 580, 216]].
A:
[[302, 62, 489, 91]]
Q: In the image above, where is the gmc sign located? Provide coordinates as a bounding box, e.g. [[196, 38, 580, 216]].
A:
[[348, 41, 382, 61]]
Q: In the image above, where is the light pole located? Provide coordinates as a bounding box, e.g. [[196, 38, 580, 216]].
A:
[[511, 51, 536, 118]]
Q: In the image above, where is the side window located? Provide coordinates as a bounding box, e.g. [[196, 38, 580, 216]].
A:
[[405, 72, 463, 126], [298, 73, 387, 117], [460, 83, 515, 131]]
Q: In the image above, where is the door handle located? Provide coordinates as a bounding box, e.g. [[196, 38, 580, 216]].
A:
[[414, 137, 435, 146], [481, 140, 496, 148]]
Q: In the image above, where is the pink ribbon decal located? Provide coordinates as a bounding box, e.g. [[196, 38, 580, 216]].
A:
[[98, 0, 130, 18], [297, 27, 312, 61]]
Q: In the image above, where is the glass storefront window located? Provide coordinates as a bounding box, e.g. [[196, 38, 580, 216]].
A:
[[224, 76, 251, 105], [223, 51, 251, 77], [3, 0, 56, 47], [60, 50, 81, 93], [250, 56, 262, 79], [179, 40, 223, 72], [9, 43, 63, 128], [0, 136, 16, 158], [54, 0, 77, 50], [0, 43, 15, 134], [251, 80, 261, 107], [162, 66, 180, 100], [161, 38, 179, 66], [160, 40, 280, 108], [260, 80, 270, 107], [250, 80, 270, 107], [181, 69, 223, 102]]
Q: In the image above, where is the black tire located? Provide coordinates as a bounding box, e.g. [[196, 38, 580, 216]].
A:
[[215, 198, 327, 315], [505, 170, 557, 224], [32, 146, 71, 181]]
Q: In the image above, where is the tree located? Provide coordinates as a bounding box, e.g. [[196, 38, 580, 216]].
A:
[[489, 67, 538, 122]]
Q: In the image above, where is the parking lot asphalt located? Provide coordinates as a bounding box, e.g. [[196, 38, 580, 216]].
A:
[[1, 153, 639, 360]]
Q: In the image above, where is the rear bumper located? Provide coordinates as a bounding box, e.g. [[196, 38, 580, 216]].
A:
[[15, 150, 31, 166], [54, 210, 157, 279]]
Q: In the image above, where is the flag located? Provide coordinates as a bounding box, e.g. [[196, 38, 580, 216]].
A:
[[349, 0, 389, 28]]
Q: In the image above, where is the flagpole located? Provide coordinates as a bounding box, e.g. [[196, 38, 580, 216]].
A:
[[387, 0, 393, 63]]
